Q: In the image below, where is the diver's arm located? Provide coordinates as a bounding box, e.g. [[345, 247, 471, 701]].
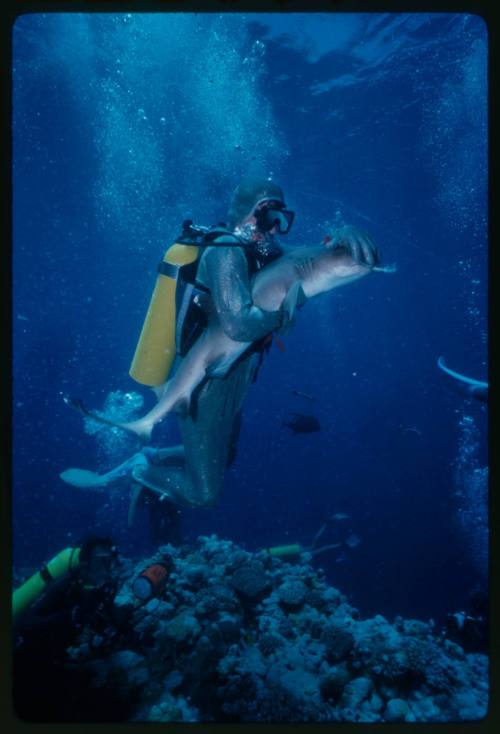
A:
[[204, 247, 282, 341]]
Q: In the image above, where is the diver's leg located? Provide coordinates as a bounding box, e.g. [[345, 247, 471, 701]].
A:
[[130, 352, 258, 507], [132, 486, 183, 545], [178, 351, 259, 506], [148, 496, 182, 546], [226, 410, 242, 468]]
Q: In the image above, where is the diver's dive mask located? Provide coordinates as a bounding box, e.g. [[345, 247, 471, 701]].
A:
[[253, 199, 295, 235], [79, 540, 119, 588]]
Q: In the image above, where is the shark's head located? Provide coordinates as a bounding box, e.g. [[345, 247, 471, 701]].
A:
[[300, 245, 373, 298], [323, 244, 373, 277]]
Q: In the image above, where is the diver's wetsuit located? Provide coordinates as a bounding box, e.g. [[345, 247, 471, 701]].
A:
[[132, 242, 283, 508], [13, 574, 126, 721]]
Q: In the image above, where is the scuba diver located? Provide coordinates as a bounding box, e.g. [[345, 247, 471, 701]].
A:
[[61, 178, 379, 521], [443, 588, 488, 653], [12, 535, 123, 721]]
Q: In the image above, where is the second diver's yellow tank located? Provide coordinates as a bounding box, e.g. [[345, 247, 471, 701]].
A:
[[12, 547, 81, 620], [129, 243, 199, 387]]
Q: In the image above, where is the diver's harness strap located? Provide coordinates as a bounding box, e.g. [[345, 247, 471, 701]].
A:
[[170, 219, 281, 375], [39, 565, 53, 584], [176, 220, 253, 249], [158, 221, 251, 281], [158, 261, 181, 278]]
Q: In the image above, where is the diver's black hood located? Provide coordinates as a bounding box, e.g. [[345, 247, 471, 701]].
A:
[[227, 177, 285, 229]]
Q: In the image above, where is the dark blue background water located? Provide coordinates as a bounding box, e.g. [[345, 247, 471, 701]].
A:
[[12, 13, 488, 625]]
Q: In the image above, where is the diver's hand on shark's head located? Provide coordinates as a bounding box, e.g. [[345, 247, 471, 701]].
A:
[[328, 224, 379, 268]]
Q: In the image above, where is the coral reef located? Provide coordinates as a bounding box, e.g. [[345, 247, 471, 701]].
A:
[[64, 535, 488, 722]]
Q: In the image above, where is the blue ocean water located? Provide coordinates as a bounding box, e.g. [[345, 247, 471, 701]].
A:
[[12, 11, 488, 628]]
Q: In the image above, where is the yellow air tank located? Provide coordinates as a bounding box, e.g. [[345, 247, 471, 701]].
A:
[[129, 244, 199, 387], [12, 547, 81, 620]]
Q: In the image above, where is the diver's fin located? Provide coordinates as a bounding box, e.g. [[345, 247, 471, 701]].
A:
[[60, 452, 148, 489], [59, 468, 108, 489]]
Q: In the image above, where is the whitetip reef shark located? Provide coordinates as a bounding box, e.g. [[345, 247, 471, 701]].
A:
[[66, 245, 396, 443]]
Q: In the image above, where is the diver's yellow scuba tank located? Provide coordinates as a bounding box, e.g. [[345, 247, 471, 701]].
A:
[[129, 240, 199, 387], [129, 220, 248, 387], [12, 547, 81, 620]]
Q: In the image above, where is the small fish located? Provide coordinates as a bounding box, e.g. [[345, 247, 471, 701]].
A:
[[398, 424, 422, 437], [17, 314, 29, 321], [282, 413, 321, 434], [332, 513, 350, 521], [292, 390, 315, 402], [344, 533, 361, 549]]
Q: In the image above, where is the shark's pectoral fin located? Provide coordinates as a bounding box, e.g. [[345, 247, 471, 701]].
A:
[[151, 383, 167, 402], [283, 281, 304, 322], [276, 281, 304, 337]]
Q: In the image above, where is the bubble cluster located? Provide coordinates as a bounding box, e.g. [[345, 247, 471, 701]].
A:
[[421, 36, 487, 239], [22, 14, 287, 245], [452, 414, 488, 580], [84, 389, 144, 468]]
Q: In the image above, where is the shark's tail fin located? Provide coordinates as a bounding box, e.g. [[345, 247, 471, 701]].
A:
[[63, 396, 121, 429], [63, 395, 151, 441]]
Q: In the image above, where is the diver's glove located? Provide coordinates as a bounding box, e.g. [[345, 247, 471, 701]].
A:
[[329, 224, 379, 268]]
